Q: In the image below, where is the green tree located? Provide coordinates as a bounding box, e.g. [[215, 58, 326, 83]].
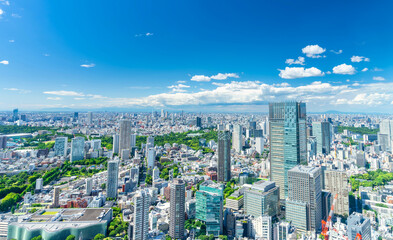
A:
[[145, 174, 152, 185], [31, 236, 43, 240], [219, 235, 228, 240], [66, 235, 76, 240], [94, 234, 105, 240]]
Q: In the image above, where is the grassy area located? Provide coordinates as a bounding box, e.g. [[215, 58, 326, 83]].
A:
[[42, 211, 58, 215], [227, 195, 243, 200], [349, 170, 393, 191], [338, 126, 379, 135]]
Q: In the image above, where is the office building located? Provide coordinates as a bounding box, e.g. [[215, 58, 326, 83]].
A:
[[133, 189, 150, 240], [147, 148, 156, 169], [232, 124, 243, 153], [347, 212, 371, 240], [269, 102, 307, 199], [312, 121, 331, 155], [286, 165, 322, 233], [0, 135, 7, 149], [87, 112, 93, 125], [169, 179, 185, 239], [12, 108, 18, 122], [112, 134, 119, 154], [70, 137, 85, 162], [196, 181, 224, 236], [146, 136, 154, 148], [379, 119, 393, 152], [252, 215, 272, 240], [244, 181, 280, 218], [53, 187, 60, 208], [153, 167, 160, 182], [119, 120, 132, 157], [73, 112, 79, 122], [255, 137, 265, 154], [106, 160, 119, 199], [324, 170, 349, 216], [85, 178, 92, 196], [307, 137, 317, 159], [217, 130, 231, 182], [131, 134, 136, 148], [196, 117, 202, 128], [249, 121, 257, 130], [36, 178, 43, 191], [54, 137, 68, 157]]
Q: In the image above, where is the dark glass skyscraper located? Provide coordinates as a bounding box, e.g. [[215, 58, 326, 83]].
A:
[[269, 102, 307, 199], [312, 121, 331, 155], [169, 178, 185, 239], [217, 130, 231, 182]]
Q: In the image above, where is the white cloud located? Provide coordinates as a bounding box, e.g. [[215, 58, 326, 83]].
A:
[[278, 67, 324, 79], [9, 40, 14, 43], [285, 57, 305, 65], [361, 68, 368, 72], [135, 33, 154, 37], [210, 73, 239, 80], [351, 56, 370, 62], [330, 50, 343, 54], [0, 60, 9, 65], [4, 88, 31, 94], [332, 64, 356, 75], [191, 75, 211, 82], [74, 97, 85, 100], [80, 63, 95, 68], [43, 90, 84, 96], [373, 76, 385, 81], [43, 53, 50, 57], [373, 67, 383, 72], [1, 1, 10, 6], [0, 9, 3, 15], [11, 13, 21, 18], [177, 80, 186, 83], [168, 84, 190, 92], [47, 97, 62, 101], [302, 45, 326, 58]]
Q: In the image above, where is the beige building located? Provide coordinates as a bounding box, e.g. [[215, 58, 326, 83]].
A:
[[324, 170, 349, 216]]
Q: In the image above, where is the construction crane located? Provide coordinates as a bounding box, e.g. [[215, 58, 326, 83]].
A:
[[321, 193, 338, 240], [355, 233, 362, 240]]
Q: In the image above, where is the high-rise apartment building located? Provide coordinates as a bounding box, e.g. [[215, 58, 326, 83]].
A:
[[147, 148, 156, 169], [232, 124, 243, 153], [378, 119, 393, 152], [54, 137, 68, 157], [269, 102, 307, 199], [217, 130, 231, 182], [112, 134, 119, 154], [169, 178, 185, 239], [131, 134, 136, 148], [133, 189, 150, 240], [119, 120, 132, 157], [347, 213, 371, 240], [196, 181, 224, 236], [87, 112, 93, 125], [243, 181, 280, 218], [52, 187, 60, 208], [36, 178, 43, 191], [286, 165, 322, 233], [312, 121, 331, 155], [0, 135, 7, 149], [70, 137, 85, 162], [106, 160, 119, 199], [85, 178, 92, 196], [324, 170, 349, 216]]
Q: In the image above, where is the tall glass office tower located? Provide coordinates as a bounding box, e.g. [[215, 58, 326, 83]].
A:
[[217, 130, 231, 182], [269, 102, 307, 199], [312, 121, 331, 155]]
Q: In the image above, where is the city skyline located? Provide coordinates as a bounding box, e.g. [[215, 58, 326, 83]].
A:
[[0, 0, 392, 112]]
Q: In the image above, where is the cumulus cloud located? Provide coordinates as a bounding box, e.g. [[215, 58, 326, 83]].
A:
[[332, 64, 356, 75], [330, 50, 343, 54], [47, 97, 62, 101], [361, 68, 368, 72], [43, 90, 84, 96], [80, 63, 95, 68], [278, 67, 324, 79], [373, 76, 385, 81], [302, 45, 326, 58], [0, 9, 3, 15], [0, 60, 9, 65], [351, 56, 370, 62], [168, 84, 190, 92], [191, 73, 239, 82], [285, 57, 305, 65], [191, 75, 211, 82], [4, 88, 31, 94]]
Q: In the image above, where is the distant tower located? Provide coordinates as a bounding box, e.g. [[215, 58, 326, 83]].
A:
[[232, 125, 243, 153], [35, 178, 43, 191], [85, 178, 93, 196], [54, 137, 68, 157], [73, 112, 79, 122], [269, 102, 307, 199], [12, 108, 19, 122], [169, 179, 185, 239], [112, 134, 119, 154], [312, 121, 331, 155], [119, 120, 132, 158], [70, 137, 85, 162], [106, 160, 119, 199], [87, 112, 93, 125], [217, 131, 231, 182], [147, 148, 156, 169], [53, 187, 60, 208], [133, 189, 150, 240], [0, 135, 7, 149], [196, 117, 202, 128]]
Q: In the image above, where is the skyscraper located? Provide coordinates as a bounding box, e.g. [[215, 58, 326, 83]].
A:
[[106, 160, 119, 199], [85, 178, 93, 196], [217, 130, 231, 182], [324, 170, 349, 216], [133, 189, 150, 240], [269, 102, 307, 199], [286, 165, 322, 233], [196, 181, 224, 236], [12, 108, 18, 122], [52, 187, 60, 208], [70, 137, 85, 162], [169, 178, 185, 239], [196, 117, 202, 128], [112, 134, 119, 154], [119, 120, 132, 157], [232, 124, 243, 153], [147, 148, 156, 169], [54, 137, 68, 157], [131, 134, 136, 148], [73, 112, 79, 122], [312, 121, 331, 155], [0, 135, 7, 149], [87, 112, 93, 125], [378, 119, 393, 152]]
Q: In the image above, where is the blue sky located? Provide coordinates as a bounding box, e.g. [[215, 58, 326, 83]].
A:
[[1, 0, 393, 112]]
